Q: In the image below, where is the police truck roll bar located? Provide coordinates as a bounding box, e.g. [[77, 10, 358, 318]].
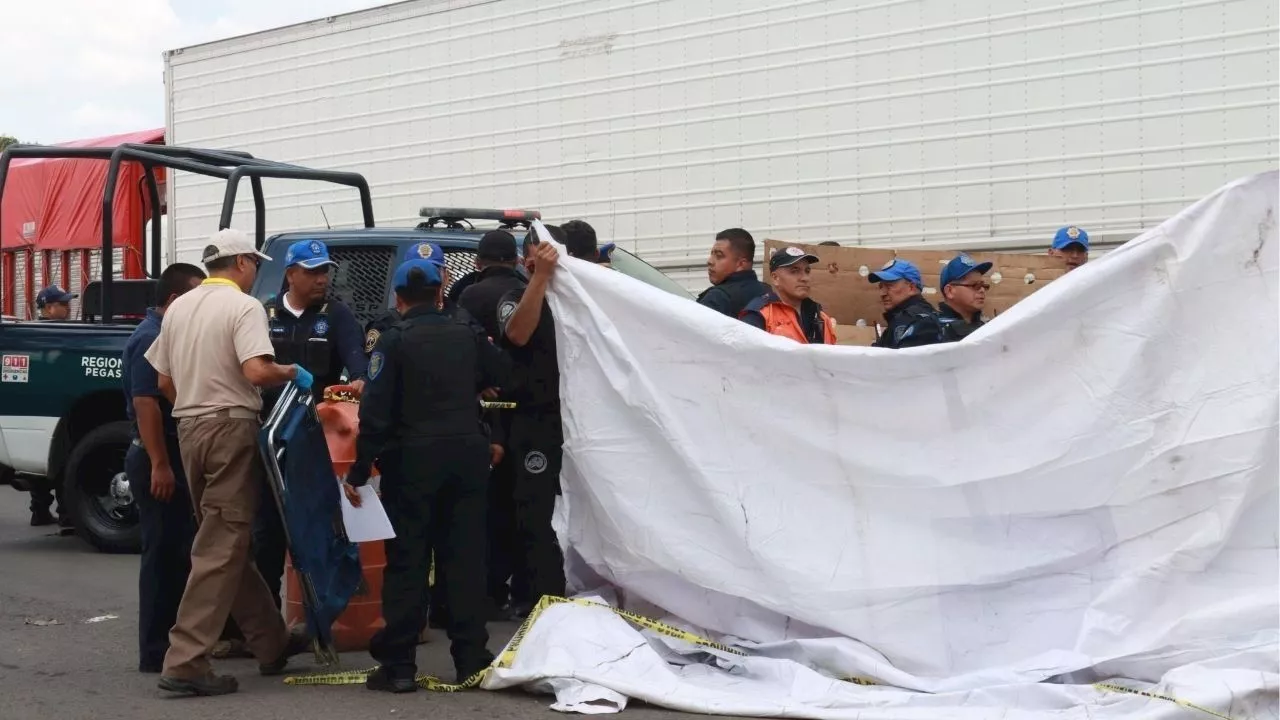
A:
[[0, 143, 376, 323]]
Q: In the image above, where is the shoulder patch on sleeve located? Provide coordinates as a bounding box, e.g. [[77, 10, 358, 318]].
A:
[[498, 299, 518, 328], [368, 351, 384, 380], [364, 328, 380, 354]]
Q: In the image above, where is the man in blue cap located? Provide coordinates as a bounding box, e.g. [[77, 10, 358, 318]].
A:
[[28, 284, 81, 524], [345, 256, 509, 692], [937, 253, 993, 342], [35, 285, 77, 321], [1050, 225, 1090, 271], [257, 238, 367, 610], [363, 241, 452, 356], [868, 258, 946, 349]]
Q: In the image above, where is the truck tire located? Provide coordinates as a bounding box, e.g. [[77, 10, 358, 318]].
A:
[[63, 421, 142, 554]]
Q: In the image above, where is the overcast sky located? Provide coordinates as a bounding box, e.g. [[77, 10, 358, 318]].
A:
[[0, 0, 386, 144]]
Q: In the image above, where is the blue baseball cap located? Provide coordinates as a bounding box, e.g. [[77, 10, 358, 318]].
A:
[[940, 253, 993, 289], [36, 285, 77, 308], [393, 258, 442, 291], [284, 239, 337, 270], [868, 258, 923, 287], [1052, 226, 1089, 251], [404, 242, 446, 267]]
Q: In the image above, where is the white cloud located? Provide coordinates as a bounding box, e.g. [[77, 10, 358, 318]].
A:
[[0, 0, 385, 144]]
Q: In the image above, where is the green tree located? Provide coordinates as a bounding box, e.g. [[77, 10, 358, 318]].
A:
[[0, 135, 19, 151]]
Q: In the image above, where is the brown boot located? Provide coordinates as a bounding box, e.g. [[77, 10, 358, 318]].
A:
[[158, 673, 239, 696]]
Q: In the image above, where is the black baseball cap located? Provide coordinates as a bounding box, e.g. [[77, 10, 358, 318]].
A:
[[477, 230, 518, 262], [769, 246, 820, 271]]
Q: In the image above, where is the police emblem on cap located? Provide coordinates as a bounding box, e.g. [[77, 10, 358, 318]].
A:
[[309, 240, 322, 254], [417, 243, 436, 259], [1066, 226, 1080, 239], [524, 451, 548, 474], [368, 351, 384, 380], [784, 246, 805, 257], [313, 319, 328, 336], [364, 329, 380, 354], [957, 253, 974, 265], [880, 258, 897, 270]]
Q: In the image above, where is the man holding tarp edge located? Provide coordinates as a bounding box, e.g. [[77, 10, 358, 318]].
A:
[[496, 223, 571, 620]]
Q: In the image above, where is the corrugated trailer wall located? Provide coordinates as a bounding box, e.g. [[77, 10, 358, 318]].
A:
[[166, 0, 1279, 289]]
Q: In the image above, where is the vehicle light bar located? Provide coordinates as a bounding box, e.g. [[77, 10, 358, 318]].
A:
[[418, 207, 542, 223]]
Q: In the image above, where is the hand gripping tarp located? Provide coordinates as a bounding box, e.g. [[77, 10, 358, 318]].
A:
[[481, 173, 1280, 719], [260, 383, 363, 662]]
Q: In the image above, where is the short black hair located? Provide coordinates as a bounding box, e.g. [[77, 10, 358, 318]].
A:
[[817, 241, 841, 247], [561, 219, 597, 260], [523, 224, 566, 254], [158, 263, 206, 305], [714, 228, 755, 263], [395, 266, 442, 305], [204, 254, 237, 272]]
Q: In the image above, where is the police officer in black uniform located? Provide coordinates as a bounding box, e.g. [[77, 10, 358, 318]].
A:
[[697, 228, 770, 318], [362, 240, 498, 628], [868, 258, 947, 349], [496, 224, 577, 618], [458, 229, 530, 615], [257, 239, 369, 609], [937, 253, 993, 342], [363, 242, 452, 355], [346, 257, 510, 693]]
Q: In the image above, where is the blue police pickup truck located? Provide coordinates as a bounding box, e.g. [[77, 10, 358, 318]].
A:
[[0, 142, 688, 553]]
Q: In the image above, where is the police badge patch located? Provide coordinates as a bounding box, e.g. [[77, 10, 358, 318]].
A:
[[1066, 226, 1081, 240], [368, 351, 384, 380], [313, 319, 329, 335], [364, 329, 380, 354], [524, 451, 548, 474], [881, 258, 897, 271], [497, 300, 517, 327], [309, 240, 322, 254], [417, 243, 437, 259]]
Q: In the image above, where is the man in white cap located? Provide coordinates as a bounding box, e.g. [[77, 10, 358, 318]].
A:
[[144, 228, 311, 696]]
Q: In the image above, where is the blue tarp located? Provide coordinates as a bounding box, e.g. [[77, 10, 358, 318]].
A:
[[259, 387, 362, 654]]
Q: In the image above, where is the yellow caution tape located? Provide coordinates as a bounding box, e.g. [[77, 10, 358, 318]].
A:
[[282, 665, 488, 692], [1094, 682, 1237, 720], [480, 401, 517, 409]]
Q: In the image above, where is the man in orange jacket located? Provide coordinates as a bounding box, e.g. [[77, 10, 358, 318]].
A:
[[739, 246, 837, 344]]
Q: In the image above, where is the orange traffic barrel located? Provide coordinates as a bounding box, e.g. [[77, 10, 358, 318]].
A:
[[283, 385, 386, 652]]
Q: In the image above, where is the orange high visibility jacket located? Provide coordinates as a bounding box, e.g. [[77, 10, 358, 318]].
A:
[[739, 293, 837, 344]]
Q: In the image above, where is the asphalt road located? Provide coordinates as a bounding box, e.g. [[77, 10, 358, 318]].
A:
[[0, 492, 700, 720]]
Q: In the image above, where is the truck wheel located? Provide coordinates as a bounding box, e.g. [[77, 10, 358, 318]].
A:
[[63, 421, 142, 554]]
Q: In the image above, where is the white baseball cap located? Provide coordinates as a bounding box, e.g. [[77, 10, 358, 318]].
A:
[[201, 228, 273, 264]]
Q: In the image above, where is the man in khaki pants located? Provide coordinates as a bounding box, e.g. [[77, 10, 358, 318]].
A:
[[146, 229, 314, 696]]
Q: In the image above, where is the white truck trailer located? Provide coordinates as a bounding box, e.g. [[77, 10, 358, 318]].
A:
[[164, 0, 1279, 289]]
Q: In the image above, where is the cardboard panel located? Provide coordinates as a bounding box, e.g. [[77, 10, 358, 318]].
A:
[[762, 240, 1070, 329]]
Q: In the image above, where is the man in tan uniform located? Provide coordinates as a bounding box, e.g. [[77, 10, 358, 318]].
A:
[[145, 228, 313, 696]]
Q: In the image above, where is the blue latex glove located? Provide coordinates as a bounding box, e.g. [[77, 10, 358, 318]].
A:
[[292, 364, 314, 390]]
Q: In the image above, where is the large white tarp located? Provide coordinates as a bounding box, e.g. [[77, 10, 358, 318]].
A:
[[483, 172, 1280, 719]]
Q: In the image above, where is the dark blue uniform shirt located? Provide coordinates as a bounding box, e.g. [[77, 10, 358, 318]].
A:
[[122, 308, 176, 438], [265, 296, 369, 392]]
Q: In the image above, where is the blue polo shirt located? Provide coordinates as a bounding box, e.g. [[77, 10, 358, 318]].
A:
[[122, 308, 177, 439]]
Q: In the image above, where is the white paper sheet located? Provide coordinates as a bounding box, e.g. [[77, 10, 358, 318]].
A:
[[486, 174, 1280, 718], [337, 483, 395, 543]]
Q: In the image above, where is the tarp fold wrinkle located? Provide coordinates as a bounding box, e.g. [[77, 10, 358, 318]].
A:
[[485, 173, 1280, 719]]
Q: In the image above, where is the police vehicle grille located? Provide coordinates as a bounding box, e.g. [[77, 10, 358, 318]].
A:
[[327, 247, 396, 329], [442, 250, 478, 294]]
